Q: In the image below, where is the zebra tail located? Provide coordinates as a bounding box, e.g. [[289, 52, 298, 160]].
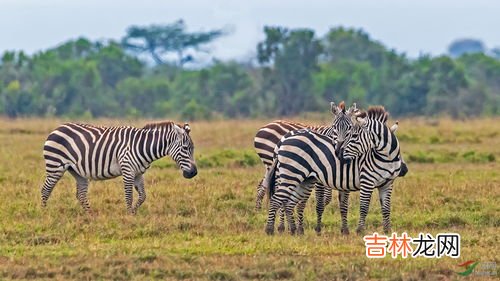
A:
[[263, 158, 278, 200]]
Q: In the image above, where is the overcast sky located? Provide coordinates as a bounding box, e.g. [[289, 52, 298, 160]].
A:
[[1, 0, 499, 63]]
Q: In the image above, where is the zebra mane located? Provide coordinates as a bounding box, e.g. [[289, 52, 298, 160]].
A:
[[366, 106, 389, 124], [142, 121, 176, 130]]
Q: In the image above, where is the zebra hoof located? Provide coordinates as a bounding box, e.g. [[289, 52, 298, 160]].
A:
[[265, 226, 275, 235], [84, 209, 96, 217], [356, 227, 365, 236], [314, 225, 322, 235], [131, 206, 141, 215], [277, 224, 285, 233], [383, 228, 392, 235], [297, 227, 304, 236], [289, 226, 297, 235], [341, 228, 350, 236]]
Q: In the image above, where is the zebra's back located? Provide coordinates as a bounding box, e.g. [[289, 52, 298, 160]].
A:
[[43, 123, 133, 180], [254, 120, 329, 167]]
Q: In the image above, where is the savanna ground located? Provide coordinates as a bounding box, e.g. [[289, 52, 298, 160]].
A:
[[0, 117, 498, 280]]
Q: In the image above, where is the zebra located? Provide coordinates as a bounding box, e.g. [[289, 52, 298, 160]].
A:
[[254, 102, 358, 234], [269, 117, 405, 235], [41, 121, 197, 214], [263, 106, 404, 235]]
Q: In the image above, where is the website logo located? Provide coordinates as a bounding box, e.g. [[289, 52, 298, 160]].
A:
[[456, 260, 479, 277]]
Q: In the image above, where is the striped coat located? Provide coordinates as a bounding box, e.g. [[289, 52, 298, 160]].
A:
[[41, 121, 197, 214], [254, 102, 358, 234], [264, 107, 404, 235]]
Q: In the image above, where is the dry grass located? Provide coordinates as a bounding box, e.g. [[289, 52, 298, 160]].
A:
[[0, 117, 499, 280]]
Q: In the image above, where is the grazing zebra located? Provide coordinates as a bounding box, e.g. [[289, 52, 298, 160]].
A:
[[41, 121, 197, 214], [264, 106, 404, 235], [254, 102, 358, 234]]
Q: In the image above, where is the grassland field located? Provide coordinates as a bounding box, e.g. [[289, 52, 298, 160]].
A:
[[0, 117, 498, 280]]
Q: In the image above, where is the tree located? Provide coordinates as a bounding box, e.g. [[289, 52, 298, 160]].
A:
[[319, 27, 412, 111], [491, 48, 500, 59], [448, 39, 485, 58], [257, 26, 323, 115], [322, 27, 389, 68], [458, 53, 500, 115], [122, 20, 226, 66], [313, 61, 374, 107], [90, 42, 143, 87], [1, 24, 499, 119], [200, 61, 256, 117], [50, 38, 97, 60], [397, 56, 469, 117], [115, 77, 170, 117]]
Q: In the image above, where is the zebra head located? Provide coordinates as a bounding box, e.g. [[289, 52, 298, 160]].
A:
[[330, 101, 360, 158], [340, 107, 400, 162], [338, 113, 370, 161], [171, 123, 197, 179]]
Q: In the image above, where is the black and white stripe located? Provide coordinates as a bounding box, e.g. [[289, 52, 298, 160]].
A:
[[254, 102, 358, 234], [338, 107, 403, 234], [264, 107, 404, 235], [41, 121, 197, 213]]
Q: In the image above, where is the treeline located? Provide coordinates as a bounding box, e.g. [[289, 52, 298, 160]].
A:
[[1, 23, 499, 119]]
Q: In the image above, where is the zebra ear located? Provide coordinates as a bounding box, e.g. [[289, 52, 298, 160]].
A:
[[183, 123, 191, 134], [347, 103, 358, 115], [174, 125, 185, 139], [390, 121, 399, 133], [330, 102, 339, 115]]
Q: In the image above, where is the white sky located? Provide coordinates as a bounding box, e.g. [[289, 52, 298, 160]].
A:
[[1, 0, 499, 63]]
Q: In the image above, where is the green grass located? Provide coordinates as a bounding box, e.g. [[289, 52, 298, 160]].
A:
[[0, 117, 499, 280]]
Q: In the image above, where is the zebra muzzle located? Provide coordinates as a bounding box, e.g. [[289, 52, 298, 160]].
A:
[[182, 166, 198, 179]]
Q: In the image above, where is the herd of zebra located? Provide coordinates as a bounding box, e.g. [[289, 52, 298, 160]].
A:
[[40, 101, 406, 235], [253, 102, 407, 235]]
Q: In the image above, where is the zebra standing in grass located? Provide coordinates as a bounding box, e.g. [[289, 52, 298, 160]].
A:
[[254, 101, 358, 234], [42, 121, 197, 214], [264, 107, 404, 235]]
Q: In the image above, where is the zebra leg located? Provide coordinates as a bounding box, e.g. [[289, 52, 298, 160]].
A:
[[296, 181, 314, 235], [41, 171, 65, 207], [277, 208, 286, 233], [324, 185, 333, 207], [296, 198, 307, 235], [285, 202, 297, 235], [356, 188, 374, 235], [255, 178, 266, 210], [339, 191, 350, 235], [378, 183, 394, 235], [132, 174, 146, 214], [69, 171, 91, 212], [314, 184, 325, 234], [121, 172, 135, 214], [265, 197, 281, 235]]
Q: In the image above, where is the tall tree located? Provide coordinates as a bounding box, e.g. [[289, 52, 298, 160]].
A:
[[321, 27, 410, 109], [322, 27, 388, 68], [90, 42, 143, 87], [122, 20, 226, 66], [257, 26, 323, 115]]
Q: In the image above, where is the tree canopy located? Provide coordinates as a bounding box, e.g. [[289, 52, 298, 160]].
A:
[[1, 22, 499, 119], [122, 20, 226, 66]]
